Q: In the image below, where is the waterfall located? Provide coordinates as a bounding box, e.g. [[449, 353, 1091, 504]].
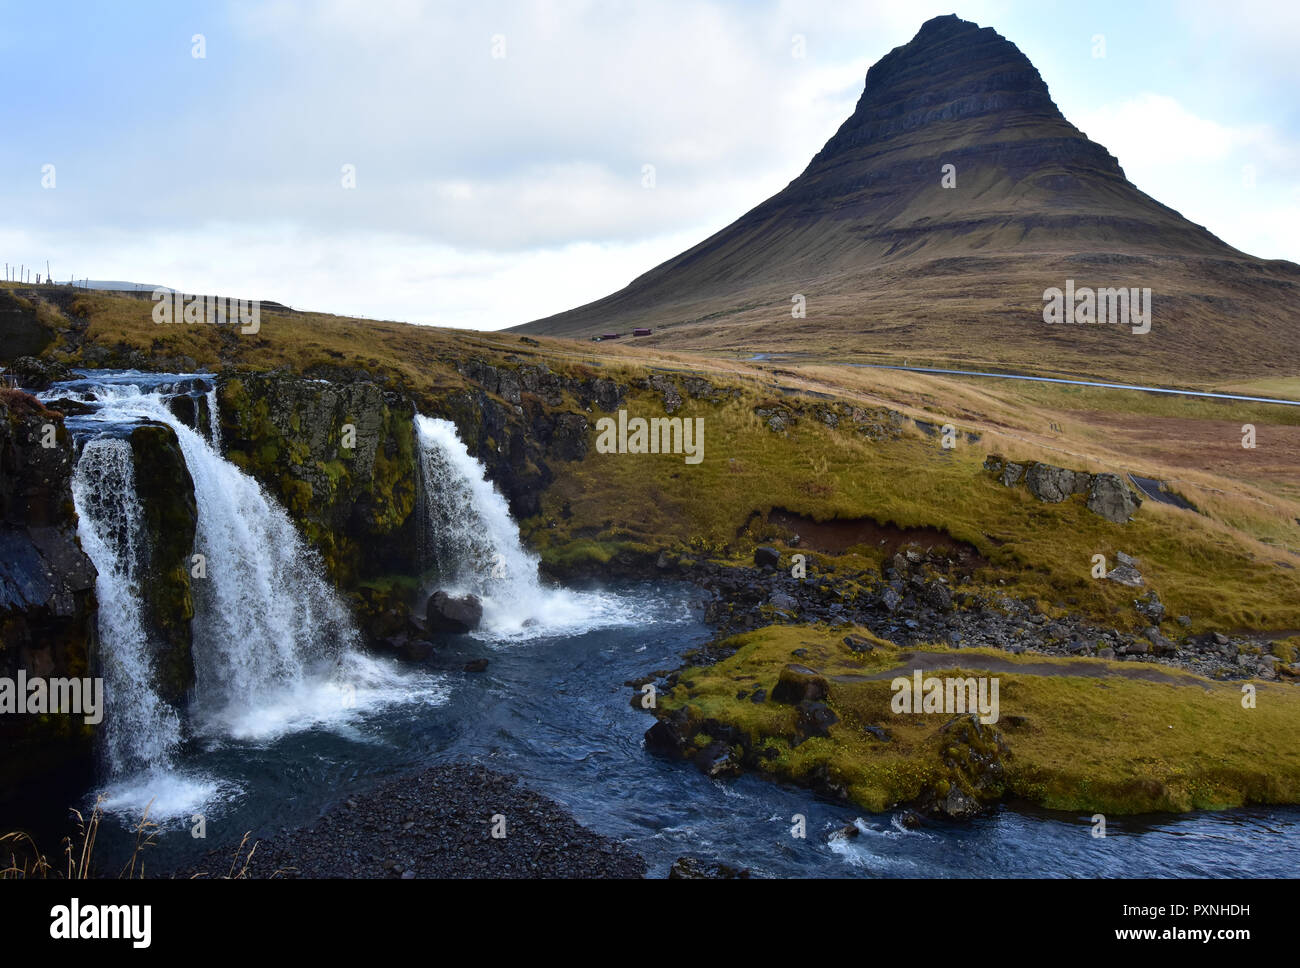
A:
[[205, 386, 221, 450], [414, 415, 637, 638], [57, 375, 443, 821], [415, 415, 544, 601], [71, 439, 182, 778]]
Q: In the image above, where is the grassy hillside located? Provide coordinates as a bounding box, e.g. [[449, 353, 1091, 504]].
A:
[[13, 284, 1300, 632]]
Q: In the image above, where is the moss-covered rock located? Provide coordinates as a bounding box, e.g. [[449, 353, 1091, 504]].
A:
[[217, 370, 420, 637], [128, 423, 197, 706]]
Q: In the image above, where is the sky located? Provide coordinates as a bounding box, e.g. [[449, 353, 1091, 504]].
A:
[[1, 0, 1297, 330]]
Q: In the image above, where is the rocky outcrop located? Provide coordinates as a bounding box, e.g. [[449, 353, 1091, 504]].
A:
[[917, 714, 1009, 820], [754, 399, 903, 440], [218, 370, 421, 638], [128, 424, 197, 705], [1087, 473, 1143, 524], [985, 455, 1141, 523], [0, 389, 97, 795], [2, 355, 71, 391], [1025, 462, 1090, 503]]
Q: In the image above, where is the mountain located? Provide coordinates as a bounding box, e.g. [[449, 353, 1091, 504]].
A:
[[514, 15, 1300, 383]]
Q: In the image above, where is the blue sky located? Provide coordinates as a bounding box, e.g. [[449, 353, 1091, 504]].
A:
[[1, 0, 1297, 328]]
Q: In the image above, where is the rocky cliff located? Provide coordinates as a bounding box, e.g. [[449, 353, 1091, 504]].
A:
[[0, 389, 97, 797]]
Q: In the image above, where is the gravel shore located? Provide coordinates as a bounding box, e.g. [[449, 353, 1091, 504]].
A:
[[174, 764, 646, 879]]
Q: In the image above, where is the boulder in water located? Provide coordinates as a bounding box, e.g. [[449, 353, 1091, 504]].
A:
[[426, 590, 483, 634], [668, 856, 752, 879]]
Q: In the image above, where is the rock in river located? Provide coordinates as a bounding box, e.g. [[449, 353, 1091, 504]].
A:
[[426, 590, 483, 634]]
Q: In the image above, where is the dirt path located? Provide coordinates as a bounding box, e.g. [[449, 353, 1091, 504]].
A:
[[832, 650, 1211, 688]]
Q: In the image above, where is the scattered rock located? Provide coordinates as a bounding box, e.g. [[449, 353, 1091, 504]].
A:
[[668, 856, 751, 879], [796, 700, 839, 738], [1134, 591, 1165, 624]]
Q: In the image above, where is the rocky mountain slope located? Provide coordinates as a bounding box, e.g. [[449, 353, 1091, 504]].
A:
[[515, 15, 1300, 383]]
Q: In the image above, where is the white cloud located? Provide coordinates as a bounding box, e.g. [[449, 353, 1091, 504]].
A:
[[3, 1, 1297, 328], [1076, 93, 1300, 260]]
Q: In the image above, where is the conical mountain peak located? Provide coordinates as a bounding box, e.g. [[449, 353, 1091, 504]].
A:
[[515, 17, 1300, 382]]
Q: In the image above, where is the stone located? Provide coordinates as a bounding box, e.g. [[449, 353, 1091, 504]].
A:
[[1000, 462, 1025, 487], [694, 741, 741, 778], [668, 856, 751, 879], [1105, 562, 1144, 587], [770, 664, 830, 704], [1134, 591, 1165, 624], [796, 700, 839, 738], [426, 591, 483, 634], [754, 546, 781, 569], [1025, 463, 1079, 503], [1087, 473, 1142, 523], [843, 634, 875, 653], [768, 591, 797, 613], [1145, 629, 1176, 655], [644, 719, 686, 757]]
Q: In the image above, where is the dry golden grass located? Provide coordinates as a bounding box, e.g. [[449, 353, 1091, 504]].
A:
[[35, 288, 1300, 629]]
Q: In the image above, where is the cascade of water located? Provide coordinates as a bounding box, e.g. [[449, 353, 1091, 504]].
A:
[[205, 385, 221, 450], [413, 415, 638, 638], [414, 415, 543, 599], [71, 439, 182, 777]]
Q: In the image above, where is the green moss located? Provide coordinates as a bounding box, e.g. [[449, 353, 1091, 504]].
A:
[[658, 624, 1300, 815], [281, 476, 314, 517]]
